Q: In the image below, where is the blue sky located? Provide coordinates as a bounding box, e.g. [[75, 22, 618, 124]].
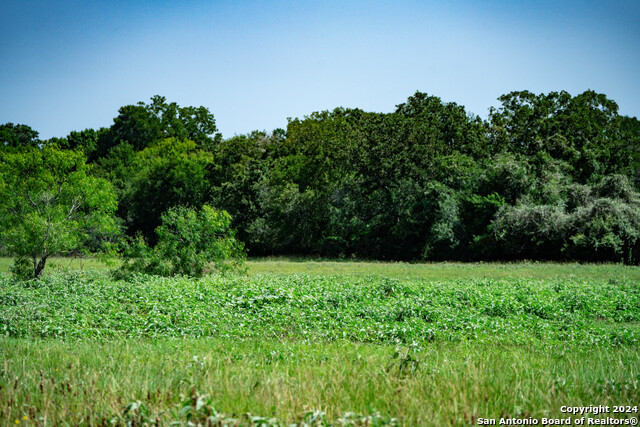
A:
[[1, 0, 639, 139]]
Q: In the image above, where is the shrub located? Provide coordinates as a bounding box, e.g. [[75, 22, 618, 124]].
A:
[[566, 198, 640, 264], [10, 256, 34, 281], [491, 203, 568, 260], [119, 204, 246, 277]]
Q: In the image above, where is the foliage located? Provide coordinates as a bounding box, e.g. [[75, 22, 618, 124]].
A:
[[491, 203, 568, 260], [96, 95, 221, 157], [6, 89, 640, 263], [568, 197, 640, 263], [63, 128, 107, 160], [2, 269, 639, 346], [119, 204, 246, 277], [488, 90, 633, 181], [491, 174, 640, 263], [8, 256, 33, 282], [7, 336, 636, 426], [0, 123, 40, 149], [207, 130, 277, 247], [120, 138, 216, 241], [0, 147, 118, 278], [1, 261, 638, 424]]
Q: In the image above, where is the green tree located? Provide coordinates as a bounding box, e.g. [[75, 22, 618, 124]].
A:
[[0, 147, 118, 278], [489, 90, 631, 182], [66, 128, 108, 160], [97, 104, 163, 156], [0, 123, 40, 149], [146, 95, 221, 148], [620, 115, 640, 188], [96, 96, 221, 158], [208, 131, 278, 249], [121, 138, 215, 241]]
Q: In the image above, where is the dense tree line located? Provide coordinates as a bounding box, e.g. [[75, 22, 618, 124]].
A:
[[2, 90, 639, 264]]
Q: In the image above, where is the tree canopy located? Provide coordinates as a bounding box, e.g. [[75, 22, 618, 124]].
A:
[[0, 147, 118, 277], [3, 90, 639, 265], [0, 123, 40, 149]]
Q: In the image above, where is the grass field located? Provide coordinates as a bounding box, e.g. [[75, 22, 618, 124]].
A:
[[1, 260, 639, 425], [2, 256, 640, 281]]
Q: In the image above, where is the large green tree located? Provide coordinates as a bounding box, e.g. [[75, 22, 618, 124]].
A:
[[0, 123, 40, 150], [121, 138, 215, 242], [0, 147, 118, 278], [489, 90, 633, 182], [96, 96, 221, 158]]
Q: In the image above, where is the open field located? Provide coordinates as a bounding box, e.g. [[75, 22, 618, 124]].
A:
[[1, 262, 639, 425], [2, 257, 640, 281], [248, 258, 640, 282]]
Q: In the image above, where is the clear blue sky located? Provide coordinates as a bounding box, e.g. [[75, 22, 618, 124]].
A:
[[1, 0, 639, 139]]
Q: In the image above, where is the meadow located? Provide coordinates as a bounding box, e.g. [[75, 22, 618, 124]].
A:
[[3, 256, 640, 281], [1, 260, 639, 425]]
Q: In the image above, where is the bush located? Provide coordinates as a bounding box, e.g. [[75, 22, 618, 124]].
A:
[[490, 174, 640, 264], [119, 204, 246, 277], [566, 198, 640, 264], [594, 174, 637, 203], [10, 256, 34, 281], [491, 203, 568, 260]]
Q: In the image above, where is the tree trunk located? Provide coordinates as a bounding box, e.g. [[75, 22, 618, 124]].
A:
[[34, 256, 47, 278]]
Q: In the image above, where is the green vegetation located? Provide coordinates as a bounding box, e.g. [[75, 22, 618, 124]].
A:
[[0, 147, 117, 278], [1, 263, 639, 424], [2, 271, 638, 344], [2, 338, 638, 426], [0, 257, 111, 273], [3, 89, 639, 265], [247, 258, 640, 282], [3, 257, 640, 281], [2, 89, 640, 424], [119, 204, 246, 278]]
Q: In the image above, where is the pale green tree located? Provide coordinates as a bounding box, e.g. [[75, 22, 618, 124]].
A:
[[0, 147, 118, 278]]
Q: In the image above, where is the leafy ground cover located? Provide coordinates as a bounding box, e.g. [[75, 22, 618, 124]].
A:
[[1, 263, 639, 425], [1, 272, 639, 345]]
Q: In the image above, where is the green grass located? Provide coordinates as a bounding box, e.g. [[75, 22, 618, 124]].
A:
[[2, 339, 639, 426], [248, 258, 640, 281], [1, 262, 639, 425], [0, 256, 112, 273], [2, 256, 640, 281]]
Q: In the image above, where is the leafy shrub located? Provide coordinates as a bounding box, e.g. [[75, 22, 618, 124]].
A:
[[2, 271, 638, 346], [566, 198, 640, 263], [491, 203, 568, 259], [422, 185, 464, 260], [491, 174, 640, 264], [119, 204, 246, 277], [10, 256, 34, 281], [480, 154, 534, 204], [565, 184, 592, 212], [594, 174, 637, 202]]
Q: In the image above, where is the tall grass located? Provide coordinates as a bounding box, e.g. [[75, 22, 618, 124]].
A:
[[1, 339, 638, 425], [249, 258, 640, 281]]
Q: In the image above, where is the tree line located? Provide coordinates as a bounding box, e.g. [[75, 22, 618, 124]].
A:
[[2, 90, 640, 265]]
